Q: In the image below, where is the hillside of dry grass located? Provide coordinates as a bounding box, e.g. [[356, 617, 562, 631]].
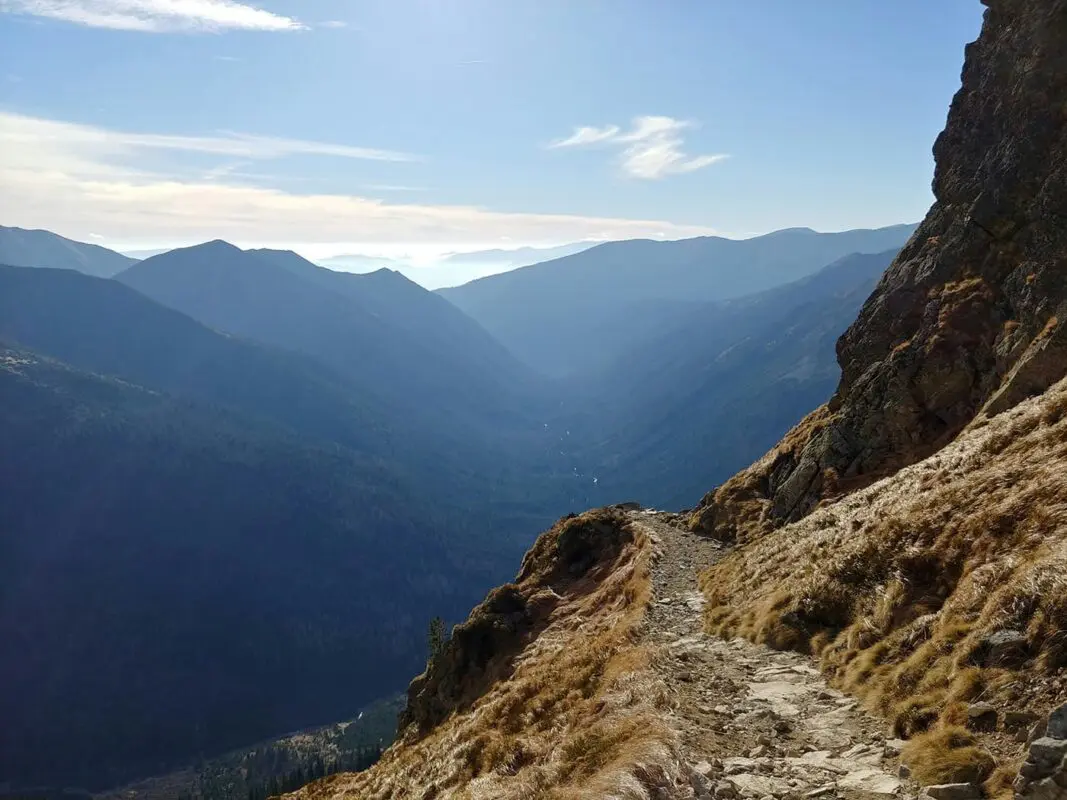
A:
[[700, 377, 1067, 794], [285, 509, 684, 800]]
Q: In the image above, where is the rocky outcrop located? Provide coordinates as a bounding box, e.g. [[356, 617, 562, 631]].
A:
[[692, 0, 1067, 538], [399, 508, 632, 734], [1015, 704, 1067, 800]]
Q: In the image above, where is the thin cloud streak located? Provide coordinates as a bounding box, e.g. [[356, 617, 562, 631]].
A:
[[550, 115, 729, 179], [0, 112, 419, 163], [366, 184, 429, 193], [0, 0, 305, 32], [550, 125, 621, 148]]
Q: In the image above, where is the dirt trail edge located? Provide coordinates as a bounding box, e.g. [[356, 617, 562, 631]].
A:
[[630, 510, 918, 800]]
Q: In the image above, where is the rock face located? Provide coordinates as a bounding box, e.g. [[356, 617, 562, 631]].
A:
[[1015, 705, 1067, 800], [693, 0, 1067, 538]]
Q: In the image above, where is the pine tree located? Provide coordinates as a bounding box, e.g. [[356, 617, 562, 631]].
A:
[[427, 616, 447, 662]]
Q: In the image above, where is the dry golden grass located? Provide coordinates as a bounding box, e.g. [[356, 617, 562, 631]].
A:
[[285, 510, 681, 800], [902, 727, 997, 785], [701, 377, 1067, 792]]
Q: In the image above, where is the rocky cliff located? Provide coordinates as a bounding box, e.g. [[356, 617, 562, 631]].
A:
[[690, 1, 1067, 794], [691, 0, 1067, 540]]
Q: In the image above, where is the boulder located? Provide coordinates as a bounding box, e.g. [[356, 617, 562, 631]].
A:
[[967, 702, 998, 732], [836, 768, 903, 800], [920, 784, 981, 800], [1049, 704, 1067, 740], [692, 769, 714, 798], [693, 761, 718, 778], [1030, 738, 1067, 767], [1024, 777, 1067, 800], [1006, 712, 1041, 734], [884, 739, 906, 759], [982, 630, 1029, 666]]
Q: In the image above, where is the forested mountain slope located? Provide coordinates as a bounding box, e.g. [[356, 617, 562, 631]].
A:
[[0, 347, 492, 791]]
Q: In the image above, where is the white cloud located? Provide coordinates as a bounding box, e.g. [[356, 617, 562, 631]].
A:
[[320, 19, 346, 28], [0, 111, 718, 248], [0, 111, 417, 164], [549, 125, 621, 148], [0, 0, 305, 32], [549, 115, 729, 179]]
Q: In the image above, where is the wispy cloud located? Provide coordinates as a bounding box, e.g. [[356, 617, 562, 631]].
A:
[[549, 115, 728, 179], [320, 19, 346, 28], [213, 54, 241, 61], [549, 125, 621, 148], [366, 184, 428, 193], [0, 112, 418, 163], [0, 0, 305, 32], [0, 111, 718, 248]]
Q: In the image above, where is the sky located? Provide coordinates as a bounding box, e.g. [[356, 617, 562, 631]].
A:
[[0, 0, 984, 285]]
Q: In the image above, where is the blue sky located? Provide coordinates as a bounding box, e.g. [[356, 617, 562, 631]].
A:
[[0, 0, 983, 268]]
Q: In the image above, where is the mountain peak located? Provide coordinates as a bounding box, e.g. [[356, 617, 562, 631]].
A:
[[186, 238, 242, 254], [362, 266, 413, 284]]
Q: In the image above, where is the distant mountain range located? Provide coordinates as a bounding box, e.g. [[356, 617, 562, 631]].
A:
[[0, 222, 911, 793], [437, 224, 918, 376], [316, 252, 399, 272], [0, 225, 137, 277], [438, 242, 597, 270], [121, 247, 171, 259]]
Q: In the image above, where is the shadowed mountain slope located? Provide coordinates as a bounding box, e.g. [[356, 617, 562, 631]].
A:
[[116, 242, 541, 432], [0, 225, 136, 277], [561, 249, 900, 509], [0, 346, 499, 792]]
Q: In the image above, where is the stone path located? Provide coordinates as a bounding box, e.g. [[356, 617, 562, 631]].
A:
[[630, 510, 917, 800]]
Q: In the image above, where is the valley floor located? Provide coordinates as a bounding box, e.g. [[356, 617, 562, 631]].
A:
[[636, 511, 915, 800]]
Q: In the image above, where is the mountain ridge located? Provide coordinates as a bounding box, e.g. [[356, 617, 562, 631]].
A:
[[0, 224, 137, 277], [114, 241, 542, 433], [437, 223, 919, 376]]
